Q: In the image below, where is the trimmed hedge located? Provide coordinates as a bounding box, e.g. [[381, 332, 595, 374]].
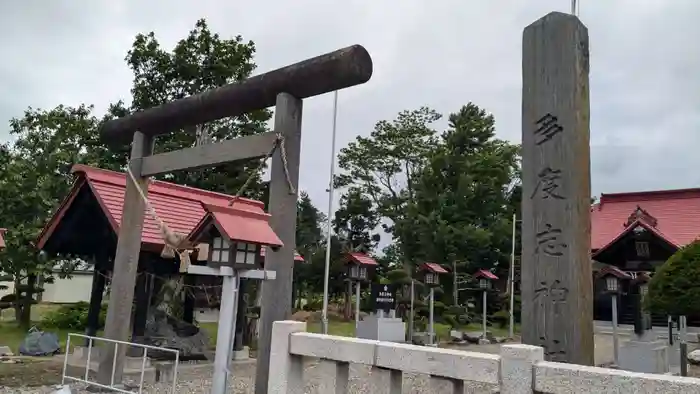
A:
[[646, 241, 700, 316]]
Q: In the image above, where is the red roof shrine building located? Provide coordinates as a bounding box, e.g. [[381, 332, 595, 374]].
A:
[[36, 165, 303, 344], [591, 188, 700, 326]]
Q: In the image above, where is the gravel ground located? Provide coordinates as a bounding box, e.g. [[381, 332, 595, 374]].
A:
[[0, 360, 497, 394], [1, 334, 695, 393]]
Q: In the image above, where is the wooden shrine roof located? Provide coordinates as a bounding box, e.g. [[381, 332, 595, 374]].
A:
[[592, 187, 700, 251], [37, 165, 304, 261]]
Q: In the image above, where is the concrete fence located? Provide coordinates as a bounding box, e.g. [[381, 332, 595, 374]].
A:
[[267, 320, 700, 394]]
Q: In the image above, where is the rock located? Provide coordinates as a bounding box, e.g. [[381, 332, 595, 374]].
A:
[[131, 309, 212, 360], [495, 336, 509, 343], [450, 330, 463, 341], [478, 338, 492, 345], [687, 349, 700, 365], [51, 385, 73, 394], [463, 331, 482, 344], [0, 346, 13, 356], [412, 333, 429, 346]]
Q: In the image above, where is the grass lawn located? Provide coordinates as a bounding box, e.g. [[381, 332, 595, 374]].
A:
[[305, 319, 517, 340], [0, 304, 519, 388], [1, 304, 83, 354], [0, 320, 99, 354], [1, 303, 519, 352]]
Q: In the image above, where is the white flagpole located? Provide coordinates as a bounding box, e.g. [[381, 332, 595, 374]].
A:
[[509, 213, 517, 338], [321, 90, 339, 334]]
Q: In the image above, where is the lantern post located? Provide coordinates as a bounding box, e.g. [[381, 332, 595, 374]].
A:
[[344, 253, 377, 333], [474, 269, 498, 339], [187, 203, 283, 394], [418, 263, 448, 346], [598, 267, 631, 367]]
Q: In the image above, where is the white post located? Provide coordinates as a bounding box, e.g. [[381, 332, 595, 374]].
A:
[[429, 287, 435, 345], [668, 315, 674, 345], [483, 290, 488, 339], [509, 213, 517, 338], [500, 344, 543, 394], [408, 279, 415, 342], [355, 281, 361, 333], [212, 269, 239, 394], [681, 315, 688, 376], [611, 293, 619, 366], [321, 90, 339, 335], [267, 321, 306, 394], [227, 275, 242, 369], [453, 260, 458, 306]]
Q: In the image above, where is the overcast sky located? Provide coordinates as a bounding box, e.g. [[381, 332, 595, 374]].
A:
[[1, 0, 699, 216]]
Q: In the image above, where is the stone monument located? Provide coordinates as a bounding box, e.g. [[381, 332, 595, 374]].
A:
[[520, 11, 594, 365], [618, 281, 669, 374], [356, 284, 405, 343]]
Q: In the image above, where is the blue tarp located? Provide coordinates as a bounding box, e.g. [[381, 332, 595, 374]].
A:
[[18, 326, 61, 356]]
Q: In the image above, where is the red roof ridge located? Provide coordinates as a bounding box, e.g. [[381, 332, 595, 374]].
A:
[[345, 252, 379, 266], [202, 202, 270, 221], [71, 164, 263, 208], [600, 187, 700, 204], [592, 218, 680, 259], [36, 177, 88, 249], [474, 268, 498, 280], [420, 262, 449, 274]]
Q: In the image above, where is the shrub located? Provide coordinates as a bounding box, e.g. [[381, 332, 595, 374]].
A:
[[433, 301, 446, 316], [304, 298, 323, 311], [443, 314, 458, 328], [646, 241, 700, 316], [491, 310, 510, 329], [41, 302, 107, 330]]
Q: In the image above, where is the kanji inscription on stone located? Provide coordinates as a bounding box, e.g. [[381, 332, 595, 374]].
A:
[[520, 12, 593, 365], [531, 167, 565, 200], [534, 113, 563, 145]]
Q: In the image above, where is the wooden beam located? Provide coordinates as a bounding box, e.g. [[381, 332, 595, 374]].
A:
[[186, 264, 277, 280], [101, 45, 373, 145], [138, 132, 277, 177], [96, 132, 154, 384], [520, 12, 593, 365], [256, 92, 302, 393]]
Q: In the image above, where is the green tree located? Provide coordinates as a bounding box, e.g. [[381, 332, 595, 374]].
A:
[[293, 192, 326, 306], [332, 189, 381, 318], [646, 242, 700, 316], [0, 19, 270, 327], [0, 106, 105, 326], [112, 18, 272, 198], [296, 192, 325, 255], [403, 103, 520, 304], [333, 189, 381, 253], [335, 107, 441, 265]]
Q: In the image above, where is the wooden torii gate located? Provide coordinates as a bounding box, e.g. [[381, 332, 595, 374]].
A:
[[97, 45, 373, 392]]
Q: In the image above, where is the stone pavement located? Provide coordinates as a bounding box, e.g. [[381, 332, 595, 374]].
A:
[[446, 332, 699, 367]]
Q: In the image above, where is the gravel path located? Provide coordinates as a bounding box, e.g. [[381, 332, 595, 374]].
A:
[[2, 334, 693, 393], [0, 358, 497, 394]]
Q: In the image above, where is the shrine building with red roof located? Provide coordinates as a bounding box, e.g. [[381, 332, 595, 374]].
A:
[[590, 187, 700, 326]]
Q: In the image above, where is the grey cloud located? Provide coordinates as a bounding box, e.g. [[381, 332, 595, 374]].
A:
[[0, 0, 698, 221]]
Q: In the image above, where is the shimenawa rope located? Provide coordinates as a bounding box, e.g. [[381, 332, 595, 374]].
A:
[[124, 130, 295, 272]]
